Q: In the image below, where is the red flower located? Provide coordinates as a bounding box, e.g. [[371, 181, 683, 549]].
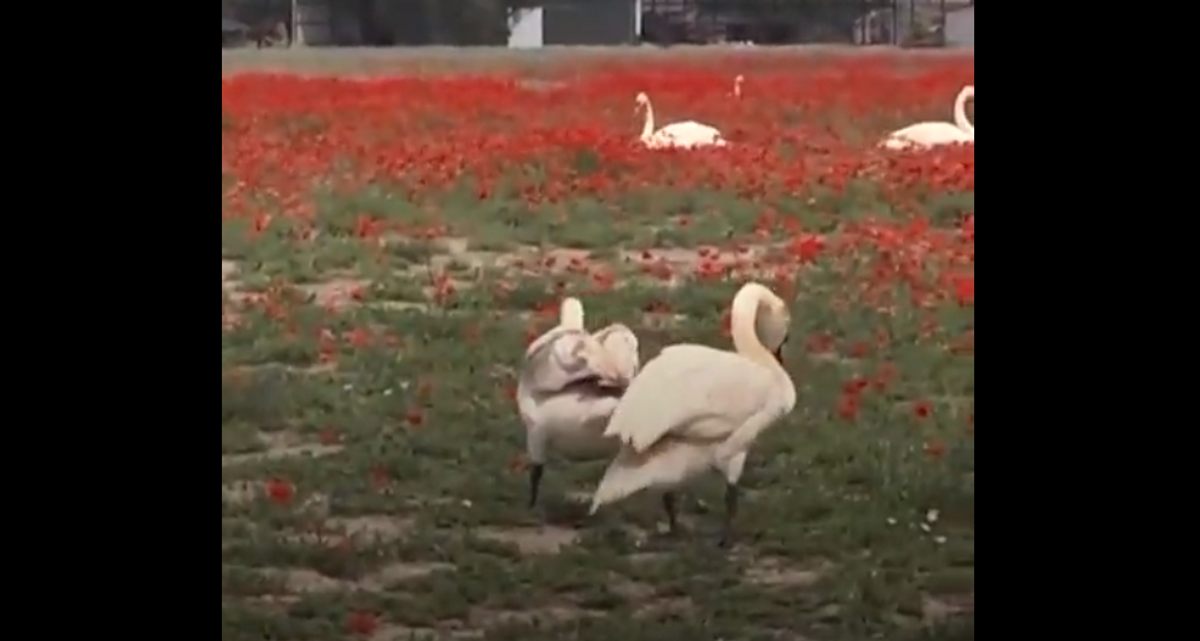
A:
[[347, 611, 379, 636], [952, 274, 974, 306], [836, 393, 859, 420], [912, 399, 932, 419], [264, 478, 294, 505], [787, 233, 825, 263], [369, 465, 390, 490]]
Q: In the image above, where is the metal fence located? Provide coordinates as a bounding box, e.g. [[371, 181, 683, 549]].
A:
[[640, 0, 951, 45], [222, 0, 961, 48]]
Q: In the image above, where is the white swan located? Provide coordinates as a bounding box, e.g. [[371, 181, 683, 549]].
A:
[[732, 74, 744, 99], [588, 282, 796, 547], [880, 85, 975, 150], [518, 297, 641, 508], [636, 91, 728, 149]]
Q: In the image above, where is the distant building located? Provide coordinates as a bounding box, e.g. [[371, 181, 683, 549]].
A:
[[508, 8, 545, 48], [944, 6, 973, 47], [541, 0, 640, 45]]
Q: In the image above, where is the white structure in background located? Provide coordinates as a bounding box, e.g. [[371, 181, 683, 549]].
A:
[[945, 6, 974, 47], [508, 7, 544, 48], [293, 0, 333, 45]]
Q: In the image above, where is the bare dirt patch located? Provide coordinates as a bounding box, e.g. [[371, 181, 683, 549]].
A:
[[634, 595, 694, 619], [221, 430, 346, 467], [921, 592, 974, 623], [222, 259, 240, 285], [475, 525, 580, 555], [368, 624, 480, 641], [470, 603, 601, 627], [222, 480, 266, 505], [744, 556, 834, 588], [295, 277, 372, 309], [325, 515, 418, 542], [273, 567, 349, 594], [358, 562, 456, 590]]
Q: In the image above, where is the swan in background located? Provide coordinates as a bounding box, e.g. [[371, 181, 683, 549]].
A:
[[732, 74, 744, 99], [589, 282, 796, 547], [952, 84, 974, 136], [636, 91, 728, 149], [880, 84, 974, 150], [518, 297, 641, 508]]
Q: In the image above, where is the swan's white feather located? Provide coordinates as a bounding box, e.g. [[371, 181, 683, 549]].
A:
[[522, 327, 611, 394], [519, 384, 624, 461], [602, 344, 785, 453], [648, 121, 727, 149], [587, 283, 797, 516], [882, 85, 974, 150], [881, 122, 973, 149], [590, 323, 640, 382], [518, 321, 642, 462], [590, 438, 720, 507]]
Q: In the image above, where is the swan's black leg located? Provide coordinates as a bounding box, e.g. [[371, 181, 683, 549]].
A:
[[717, 483, 739, 548], [662, 492, 680, 535], [528, 463, 545, 508]]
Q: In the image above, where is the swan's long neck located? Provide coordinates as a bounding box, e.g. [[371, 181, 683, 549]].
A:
[[730, 285, 777, 368], [560, 298, 584, 330], [953, 87, 974, 136], [640, 99, 656, 140]]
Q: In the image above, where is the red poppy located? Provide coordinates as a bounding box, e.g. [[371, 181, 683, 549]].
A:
[[264, 478, 294, 505], [347, 611, 379, 636]]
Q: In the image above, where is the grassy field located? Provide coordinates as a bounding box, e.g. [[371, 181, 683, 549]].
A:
[[221, 50, 975, 641]]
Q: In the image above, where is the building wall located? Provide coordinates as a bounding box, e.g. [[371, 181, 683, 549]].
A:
[[508, 8, 544, 48], [945, 7, 974, 47], [294, 0, 333, 45], [543, 0, 637, 45]]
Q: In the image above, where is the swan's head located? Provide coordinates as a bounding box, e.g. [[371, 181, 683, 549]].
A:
[[734, 282, 790, 364], [757, 298, 790, 365], [570, 336, 627, 387], [559, 297, 585, 330], [634, 92, 650, 112]]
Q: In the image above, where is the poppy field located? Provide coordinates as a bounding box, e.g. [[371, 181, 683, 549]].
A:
[[221, 50, 974, 641]]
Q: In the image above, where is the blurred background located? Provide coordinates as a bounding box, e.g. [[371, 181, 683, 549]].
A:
[[220, 0, 975, 49]]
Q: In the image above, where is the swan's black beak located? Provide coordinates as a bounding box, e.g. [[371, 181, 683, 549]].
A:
[[772, 347, 784, 365]]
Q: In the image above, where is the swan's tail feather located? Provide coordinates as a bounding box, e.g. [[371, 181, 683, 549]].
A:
[[560, 298, 585, 330], [588, 441, 710, 514]]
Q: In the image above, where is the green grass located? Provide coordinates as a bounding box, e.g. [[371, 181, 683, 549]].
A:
[[222, 179, 974, 640]]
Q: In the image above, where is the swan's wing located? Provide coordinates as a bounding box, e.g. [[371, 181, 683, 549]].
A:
[[661, 121, 720, 135], [602, 344, 777, 453], [658, 122, 724, 145], [521, 328, 624, 395], [884, 122, 966, 146], [591, 323, 640, 381]]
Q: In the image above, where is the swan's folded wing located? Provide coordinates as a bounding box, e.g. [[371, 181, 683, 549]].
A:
[[602, 344, 775, 454], [522, 328, 622, 395], [591, 323, 640, 382], [660, 122, 724, 144]]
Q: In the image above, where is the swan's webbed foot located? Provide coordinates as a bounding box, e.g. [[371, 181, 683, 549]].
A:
[[527, 463, 545, 508], [717, 483, 739, 549]]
